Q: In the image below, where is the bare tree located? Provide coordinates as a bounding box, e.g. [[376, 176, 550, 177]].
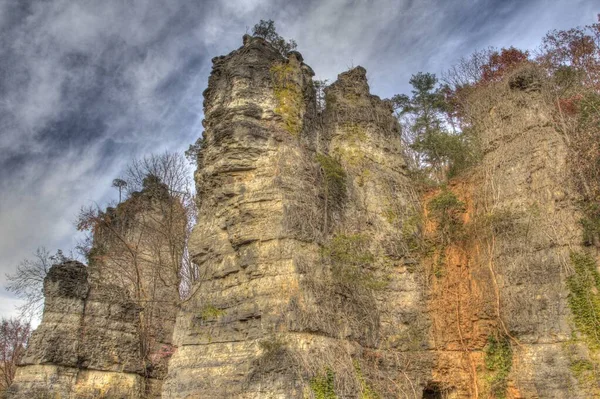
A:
[[76, 152, 197, 376], [79, 152, 198, 296], [112, 178, 127, 203], [123, 152, 193, 198], [120, 152, 198, 291], [77, 178, 186, 376], [442, 47, 496, 88], [313, 79, 329, 112], [5, 248, 69, 318], [0, 317, 31, 392]]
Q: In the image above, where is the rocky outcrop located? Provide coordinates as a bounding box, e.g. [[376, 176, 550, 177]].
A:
[[161, 35, 435, 398], [465, 79, 593, 398], [162, 34, 321, 398], [8, 179, 184, 398], [7, 261, 144, 398], [424, 72, 598, 398], [9, 37, 597, 399]]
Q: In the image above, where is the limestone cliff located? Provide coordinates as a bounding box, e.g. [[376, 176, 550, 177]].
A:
[[421, 69, 599, 398], [7, 261, 144, 398], [8, 37, 599, 399], [160, 35, 435, 398], [8, 179, 184, 398]]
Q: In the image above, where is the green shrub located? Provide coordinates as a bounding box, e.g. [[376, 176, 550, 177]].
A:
[[310, 368, 337, 399], [412, 129, 480, 179], [567, 251, 600, 349], [316, 154, 347, 208], [252, 19, 297, 57], [427, 190, 466, 244], [484, 335, 513, 399], [185, 136, 204, 165]]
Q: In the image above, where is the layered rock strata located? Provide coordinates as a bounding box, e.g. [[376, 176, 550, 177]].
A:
[[8, 179, 184, 398], [9, 37, 597, 399], [426, 71, 597, 398], [7, 261, 144, 398], [161, 35, 435, 398]]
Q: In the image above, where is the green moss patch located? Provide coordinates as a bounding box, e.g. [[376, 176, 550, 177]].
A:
[[484, 335, 513, 399], [354, 360, 380, 399], [271, 62, 303, 136], [310, 368, 337, 399], [567, 251, 600, 349], [200, 304, 225, 321]]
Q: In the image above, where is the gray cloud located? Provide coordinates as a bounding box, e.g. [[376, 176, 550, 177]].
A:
[[0, 0, 596, 320]]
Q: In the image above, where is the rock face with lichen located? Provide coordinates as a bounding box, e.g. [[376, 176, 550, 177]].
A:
[[9, 37, 598, 399]]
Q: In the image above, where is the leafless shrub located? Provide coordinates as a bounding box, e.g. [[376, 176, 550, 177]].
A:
[[442, 48, 497, 88], [0, 317, 31, 392], [5, 248, 71, 318]]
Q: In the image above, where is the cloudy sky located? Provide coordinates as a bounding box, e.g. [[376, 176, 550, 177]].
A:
[[0, 0, 597, 321]]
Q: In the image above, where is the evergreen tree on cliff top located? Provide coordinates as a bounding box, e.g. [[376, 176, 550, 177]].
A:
[[252, 19, 297, 56]]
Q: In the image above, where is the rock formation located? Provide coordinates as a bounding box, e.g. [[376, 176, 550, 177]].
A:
[[7, 261, 144, 398], [8, 36, 599, 399], [8, 178, 184, 398]]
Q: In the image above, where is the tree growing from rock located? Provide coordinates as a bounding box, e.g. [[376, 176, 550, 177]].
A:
[[185, 136, 204, 166], [5, 248, 70, 318], [252, 19, 297, 56], [394, 73, 453, 180], [112, 178, 127, 203]]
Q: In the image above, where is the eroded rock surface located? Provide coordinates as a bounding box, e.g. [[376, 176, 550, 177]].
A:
[[8, 180, 184, 398], [8, 261, 144, 398], [9, 37, 597, 399]]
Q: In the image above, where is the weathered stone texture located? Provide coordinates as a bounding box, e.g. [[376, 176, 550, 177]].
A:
[[471, 86, 586, 398], [7, 262, 144, 398], [321, 66, 434, 393], [163, 37, 435, 398], [162, 35, 321, 398], [9, 37, 596, 399], [427, 80, 593, 398], [8, 181, 184, 398]]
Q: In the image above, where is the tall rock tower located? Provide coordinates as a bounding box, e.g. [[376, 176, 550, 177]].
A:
[[8, 178, 184, 398], [162, 35, 433, 398], [162, 34, 322, 397]]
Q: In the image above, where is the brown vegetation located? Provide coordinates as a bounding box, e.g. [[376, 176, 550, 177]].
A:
[[0, 318, 31, 393]]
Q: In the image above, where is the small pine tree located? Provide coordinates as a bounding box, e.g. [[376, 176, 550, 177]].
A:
[[252, 19, 297, 56]]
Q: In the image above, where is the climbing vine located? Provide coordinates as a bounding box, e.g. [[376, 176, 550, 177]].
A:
[[484, 335, 513, 399], [567, 251, 600, 349]]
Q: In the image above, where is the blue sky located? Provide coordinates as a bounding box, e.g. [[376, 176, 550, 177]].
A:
[[0, 0, 597, 322]]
